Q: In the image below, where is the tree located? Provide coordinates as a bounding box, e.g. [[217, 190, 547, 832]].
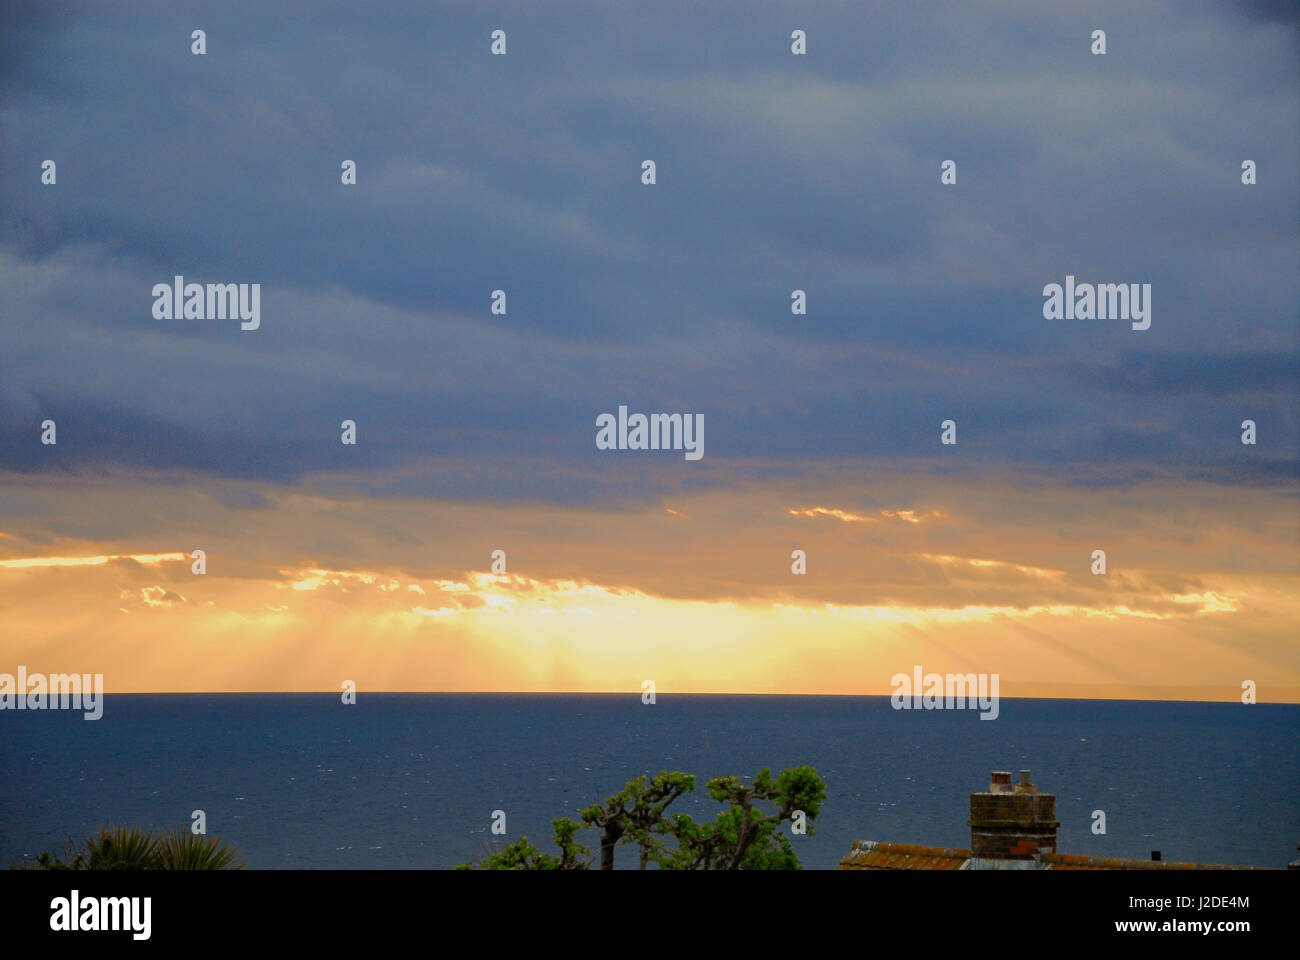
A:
[[458, 766, 825, 870], [660, 766, 826, 870], [454, 818, 590, 871], [580, 771, 694, 870]]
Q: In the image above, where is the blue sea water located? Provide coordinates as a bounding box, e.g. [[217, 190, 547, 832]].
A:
[[1, 694, 1296, 869]]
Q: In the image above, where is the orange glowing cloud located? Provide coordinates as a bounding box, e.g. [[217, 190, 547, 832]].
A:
[[0, 466, 1296, 700], [0, 551, 187, 569]]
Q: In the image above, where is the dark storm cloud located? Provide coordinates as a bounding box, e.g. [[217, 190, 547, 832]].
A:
[[0, 0, 1296, 499]]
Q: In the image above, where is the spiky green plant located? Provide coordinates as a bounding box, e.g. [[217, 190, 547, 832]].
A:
[[19, 826, 244, 870], [81, 826, 161, 870], [154, 830, 245, 870]]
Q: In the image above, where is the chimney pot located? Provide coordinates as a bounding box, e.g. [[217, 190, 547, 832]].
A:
[[1014, 770, 1038, 794]]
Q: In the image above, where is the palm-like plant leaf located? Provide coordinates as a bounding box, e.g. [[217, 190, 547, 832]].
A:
[[154, 830, 245, 870], [84, 826, 160, 870]]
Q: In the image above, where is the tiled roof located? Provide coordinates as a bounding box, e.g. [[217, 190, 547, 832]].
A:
[[838, 840, 971, 870], [838, 840, 1267, 870], [1041, 853, 1262, 870]]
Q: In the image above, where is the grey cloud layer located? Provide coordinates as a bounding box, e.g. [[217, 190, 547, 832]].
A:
[[1, 1, 1295, 499]]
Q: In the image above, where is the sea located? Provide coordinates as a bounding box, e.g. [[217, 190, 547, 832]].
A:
[[2, 694, 1296, 870]]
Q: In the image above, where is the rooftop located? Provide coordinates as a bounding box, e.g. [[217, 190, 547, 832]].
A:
[[839, 769, 1285, 871], [838, 840, 1267, 871]]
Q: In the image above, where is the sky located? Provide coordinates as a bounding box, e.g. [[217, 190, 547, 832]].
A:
[[1, 0, 1297, 699]]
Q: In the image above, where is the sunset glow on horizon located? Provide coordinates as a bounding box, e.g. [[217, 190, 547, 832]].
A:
[[3, 467, 1295, 701], [1, 2, 1296, 709]]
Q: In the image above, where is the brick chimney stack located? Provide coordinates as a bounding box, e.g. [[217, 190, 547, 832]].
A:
[[969, 769, 1060, 860]]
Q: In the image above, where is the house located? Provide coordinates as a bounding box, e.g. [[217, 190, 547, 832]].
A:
[[839, 769, 1278, 870]]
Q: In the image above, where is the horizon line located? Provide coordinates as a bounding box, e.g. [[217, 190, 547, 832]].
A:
[[60, 689, 1300, 705]]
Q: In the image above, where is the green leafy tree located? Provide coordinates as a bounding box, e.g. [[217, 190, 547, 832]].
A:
[[459, 766, 825, 870], [580, 771, 695, 870], [456, 818, 590, 870], [660, 766, 826, 870]]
